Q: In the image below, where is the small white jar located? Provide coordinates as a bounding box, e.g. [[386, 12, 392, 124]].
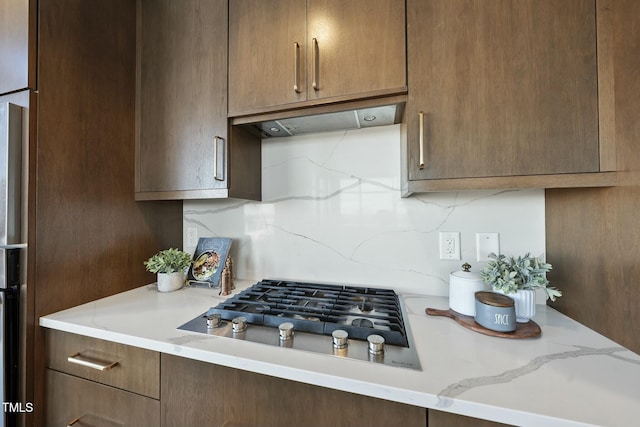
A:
[[449, 263, 488, 316]]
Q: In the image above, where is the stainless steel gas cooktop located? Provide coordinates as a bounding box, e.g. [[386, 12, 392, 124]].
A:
[[178, 279, 421, 370]]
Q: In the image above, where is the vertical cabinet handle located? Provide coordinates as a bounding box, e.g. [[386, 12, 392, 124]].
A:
[[67, 353, 118, 371], [312, 38, 319, 91], [418, 111, 425, 170], [293, 42, 301, 93], [213, 136, 225, 182]]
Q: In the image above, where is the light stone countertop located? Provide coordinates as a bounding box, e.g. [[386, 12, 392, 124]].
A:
[[40, 281, 640, 427]]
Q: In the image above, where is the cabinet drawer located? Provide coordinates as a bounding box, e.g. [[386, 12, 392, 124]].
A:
[[46, 370, 160, 427], [47, 330, 159, 399]]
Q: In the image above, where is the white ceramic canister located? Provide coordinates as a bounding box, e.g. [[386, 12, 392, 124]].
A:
[[449, 262, 488, 316]]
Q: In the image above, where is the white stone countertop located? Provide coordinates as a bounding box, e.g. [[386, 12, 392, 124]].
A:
[[40, 282, 640, 427]]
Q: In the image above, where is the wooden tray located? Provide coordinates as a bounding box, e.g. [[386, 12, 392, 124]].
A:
[[425, 308, 541, 339]]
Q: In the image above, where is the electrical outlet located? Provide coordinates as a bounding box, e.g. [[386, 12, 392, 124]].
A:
[[439, 231, 461, 260], [476, 232, 500, 261], [186, 227, 198, 247]]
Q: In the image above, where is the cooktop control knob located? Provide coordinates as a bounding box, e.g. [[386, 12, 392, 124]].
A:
[[231, 316, 247, 333], [278, 322, 294, 340], [206, 313, 222, 329], [332, 329, 349, 349], [367, 334, 385, 355]]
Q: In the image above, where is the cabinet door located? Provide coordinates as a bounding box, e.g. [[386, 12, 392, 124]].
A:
[[229, 0, 406, 116], [47, 370, 160, 427], [407, 0, 600, 183], [307, 0, 406, 102], [161, 354, 426, 427], [228, 0, 307, 115], [0, 0, 30, 94], [137, 0, 230, 195]]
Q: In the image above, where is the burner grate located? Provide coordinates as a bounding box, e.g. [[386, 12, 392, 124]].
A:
[[207, 279, 409, 347]]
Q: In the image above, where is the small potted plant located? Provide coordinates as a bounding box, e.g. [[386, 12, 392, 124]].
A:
[[479, 253, 561, 322], [144, 248, 192, 292]]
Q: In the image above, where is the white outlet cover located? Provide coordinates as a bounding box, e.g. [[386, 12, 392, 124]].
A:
[[439, 231, 461, 260], [476, 232, 500, 262], [186, 227, 198, 247]]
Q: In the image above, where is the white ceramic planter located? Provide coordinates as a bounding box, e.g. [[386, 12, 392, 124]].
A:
[[157, 272, 184, 292], [509, 289, 536, 323], [493, 287, 536, 323]]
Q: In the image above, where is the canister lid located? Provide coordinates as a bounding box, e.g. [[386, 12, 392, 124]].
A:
[[475, 291, 514, 308], [450, 262, 482, 281]]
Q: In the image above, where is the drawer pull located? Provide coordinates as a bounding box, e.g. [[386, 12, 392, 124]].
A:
[[67, 415, 123, 427], [67, 353, 119, 371]]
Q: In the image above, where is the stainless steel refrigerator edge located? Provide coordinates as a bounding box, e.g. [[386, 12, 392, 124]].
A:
[[0, 102, 26, 427]]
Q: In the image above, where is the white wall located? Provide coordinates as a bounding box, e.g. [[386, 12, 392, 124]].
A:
[[183, 124, 545, 296]]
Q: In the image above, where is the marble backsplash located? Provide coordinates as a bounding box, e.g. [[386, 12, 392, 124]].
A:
[[183, 124, 545, 296]]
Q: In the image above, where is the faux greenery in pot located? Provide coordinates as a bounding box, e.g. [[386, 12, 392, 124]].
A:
[[479, 252, 562, 301], [144, 248, 192, 274], [144, 248, 192, 292]]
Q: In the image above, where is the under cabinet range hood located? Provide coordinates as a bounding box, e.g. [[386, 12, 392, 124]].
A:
[[259, 104, 403, 137], [232, 98, 406, 138]]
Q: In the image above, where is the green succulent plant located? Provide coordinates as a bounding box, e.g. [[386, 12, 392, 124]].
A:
[[480, 253, 562, 301], [144, 248, 192, 274]]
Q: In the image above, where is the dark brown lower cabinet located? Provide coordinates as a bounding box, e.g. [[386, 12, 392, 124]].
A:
[[46, 370, 160, 427], [429, 410, 513, 427], [44, 330, 511, 427], [161, 353, 426, 427]]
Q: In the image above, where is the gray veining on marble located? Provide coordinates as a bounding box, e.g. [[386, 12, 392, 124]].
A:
[[41, 286, 640, 427], [436, 345, 629, 407], [183, 125, 546, 296]]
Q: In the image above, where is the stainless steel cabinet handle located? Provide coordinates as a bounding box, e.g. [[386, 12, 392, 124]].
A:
[[67, 353, 118, 371], [68, 415, 122, 427], [312, 38, 319, 91], [418, 111, 425, 170], [213, 136, 225, 181], [293, 42, 301, 93]]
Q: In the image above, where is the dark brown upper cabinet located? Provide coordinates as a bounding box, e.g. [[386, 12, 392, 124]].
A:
[[136, 0, 261, 201], [403, 0, 616, 194], [228, 0, 407, 117]]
